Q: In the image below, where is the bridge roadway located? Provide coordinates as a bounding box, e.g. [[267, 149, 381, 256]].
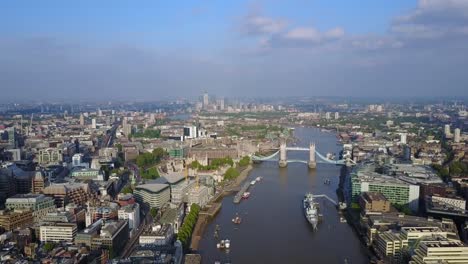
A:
[[252, 148, 349, 165]]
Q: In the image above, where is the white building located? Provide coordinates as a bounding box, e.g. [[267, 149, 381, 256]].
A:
[[183, 126, 198, 139], [454, 128, 461, 143], [188, 186, 210, 208], [134, 184, 171, 209], [409, 239, 468, 264], [334, 112, 339, 119], [91, 118, 96, 129], [203, 92, 209, 108], [400, 133, 407, 145], [444, 124, 451, 137], [40, 223, 77, 242], [170, 180, 196, 205], [118, 203, 140, 231], [72, 154, 89, 168], [139, 224, 174, 246]]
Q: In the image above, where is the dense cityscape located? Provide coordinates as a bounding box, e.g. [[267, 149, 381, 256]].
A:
[[0, 94, 467, 263], [2, 1, 468, 263]]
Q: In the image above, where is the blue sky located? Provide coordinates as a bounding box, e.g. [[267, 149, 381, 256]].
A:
[[1, 0, 468, 100]]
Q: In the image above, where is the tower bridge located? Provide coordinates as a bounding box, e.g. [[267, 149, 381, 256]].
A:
[[252, 140, 354, 168]]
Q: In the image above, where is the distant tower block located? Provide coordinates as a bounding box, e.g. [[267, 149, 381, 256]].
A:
[[444, 124, 451, 137], [308, 143, 317, 169], [400, 133, 407, 145], [454, 128, 461, 143], [279, 140, 288, 168]]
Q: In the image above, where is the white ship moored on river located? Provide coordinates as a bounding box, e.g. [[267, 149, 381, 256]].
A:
[[303, 193, 319, 230]]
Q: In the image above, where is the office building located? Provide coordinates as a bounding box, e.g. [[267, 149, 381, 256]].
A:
[[217, 98, 225, 110], [375, 231, 408, 257], [79, 113, 85, 126], [359, 192, 391, 214], [6, 127, 16, 148], [72, 153, 88, 168], [139, 224, 174, 246], [42, 183, 92, 207], [134, 184, 171, 209], [171, 180, 196, 205], [91, 220, 129, 253], [351, 169, 420, 212], [203, 92, 209, 108], [40, 223, 77, 242], [70, 168, 104, 181], [400, 133, 407, 145], [188, 185, 210, 208], [454, 128, 461, 143], [444, 124, 451, 137], [122, 117, 132, 137], [6, 149, 21, 161], [409, 239, 468, 264], [0, 209, 33, 230], [85, 203, 119, 227], [351, 163, 442, 212], [334, 112, 339, 119], [41, 211, 74, 223], [38, 148, 63, 164], [31, 171, 45, 194], [183, 126, 197, 139], [118, 203, 140, 231], [5, 194, 56, 222], [0, 168, 16, 206], [91, 118, 96, 129]]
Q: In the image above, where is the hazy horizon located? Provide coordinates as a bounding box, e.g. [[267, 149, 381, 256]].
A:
[[2, 0, 468, 101]]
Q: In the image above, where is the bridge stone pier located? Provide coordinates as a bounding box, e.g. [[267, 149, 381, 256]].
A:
[[279, 140, 288, 167], [308, 143, 316, 169]]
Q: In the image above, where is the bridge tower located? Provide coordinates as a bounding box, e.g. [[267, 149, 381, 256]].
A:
[[308, 143, 317, 169], [279, 139, 288, 167]]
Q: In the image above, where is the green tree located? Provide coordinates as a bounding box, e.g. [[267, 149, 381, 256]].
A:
[[116, 143, 123, 152], [224, 167, 240, 180], [43, 242, 55, 252], [141, 167, 159, 179], [150, 207, 158, 218], [238, 156, 250, 167], [121, 185, 133, 194]]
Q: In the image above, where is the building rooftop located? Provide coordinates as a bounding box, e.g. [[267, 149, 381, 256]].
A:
[[362, 192, 388, 202], [352, 162, 443, 186], [162, 173, 185, 185], [135, 183, 169, 194], [6, 194, 52, 203]]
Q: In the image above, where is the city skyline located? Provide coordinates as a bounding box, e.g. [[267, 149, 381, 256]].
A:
[[1, 0, 468, 100]]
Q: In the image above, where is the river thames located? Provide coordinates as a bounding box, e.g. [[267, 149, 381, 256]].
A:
[[197, 127, 370, 264]]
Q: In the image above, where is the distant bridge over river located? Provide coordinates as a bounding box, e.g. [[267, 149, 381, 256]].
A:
[[252, 140, 355, 168]]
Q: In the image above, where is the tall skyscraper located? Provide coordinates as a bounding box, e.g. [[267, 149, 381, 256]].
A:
[[122, 117, 131, 137], [6, 127, 16, 148], [400, 133, 407, 144], [79, 114, 85, 126], [454, 128, 461, 143], [444, 124, 451, 137], [203, 92, 209, 109], [91, 118, 96, 129], [217, 98, 225, 111]]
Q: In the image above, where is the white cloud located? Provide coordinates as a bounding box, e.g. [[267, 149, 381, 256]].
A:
[[391, 0, 468, 39], [242, 14, 288, 35], [284, 27, 321, 42]]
